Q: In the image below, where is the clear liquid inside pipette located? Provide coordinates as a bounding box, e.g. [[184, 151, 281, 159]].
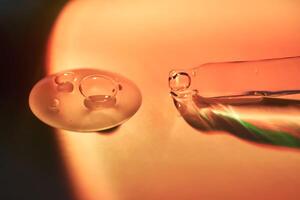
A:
[[169, 56, 300, 148]]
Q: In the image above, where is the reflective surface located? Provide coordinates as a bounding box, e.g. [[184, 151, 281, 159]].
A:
[[29, 68, 142, 131]]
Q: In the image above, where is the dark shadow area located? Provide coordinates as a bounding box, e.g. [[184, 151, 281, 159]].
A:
[[96, 125, 121, 134], [0, 0, 75, 199]]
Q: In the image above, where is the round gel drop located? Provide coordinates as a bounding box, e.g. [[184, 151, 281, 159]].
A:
[[29, 68, 142, 132]]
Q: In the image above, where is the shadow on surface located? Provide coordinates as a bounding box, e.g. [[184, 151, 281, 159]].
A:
[[96, 125, 121, 134]]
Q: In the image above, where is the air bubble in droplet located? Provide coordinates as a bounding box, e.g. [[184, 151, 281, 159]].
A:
[[79, 74, 119, 110], [55, 71, 75, 93]]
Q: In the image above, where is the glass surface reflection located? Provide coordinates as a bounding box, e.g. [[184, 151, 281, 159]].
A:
[[170, 56, 300, 148]]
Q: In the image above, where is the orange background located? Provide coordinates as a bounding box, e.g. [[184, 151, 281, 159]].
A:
[[47, 0, 300, 199]]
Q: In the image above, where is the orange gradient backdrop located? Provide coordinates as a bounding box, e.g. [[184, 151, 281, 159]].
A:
[[47, 0, 300, 200]]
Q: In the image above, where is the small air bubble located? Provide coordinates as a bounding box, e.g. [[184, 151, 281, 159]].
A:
[[55, 72, 75, 84], [55, 71, 75, 93], [57, 82, 74, 93]]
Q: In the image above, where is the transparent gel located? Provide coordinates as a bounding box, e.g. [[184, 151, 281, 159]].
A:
[[169, 56, 300, 148], [29, 68, 142, 132]]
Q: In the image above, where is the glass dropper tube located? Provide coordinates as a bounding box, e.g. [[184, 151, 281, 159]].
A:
[[169, 56, 300, 148], [170, 56, 300, 99]]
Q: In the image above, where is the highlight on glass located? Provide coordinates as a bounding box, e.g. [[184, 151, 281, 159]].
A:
[[169, 56, 300, 148]]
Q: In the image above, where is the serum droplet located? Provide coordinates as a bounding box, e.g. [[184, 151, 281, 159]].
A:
[[29, 68, 142, 132]]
